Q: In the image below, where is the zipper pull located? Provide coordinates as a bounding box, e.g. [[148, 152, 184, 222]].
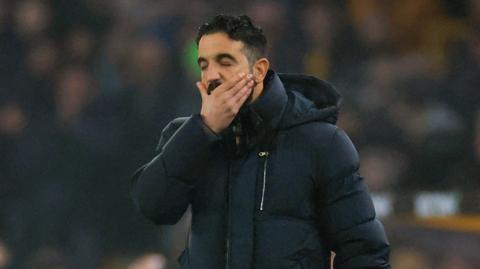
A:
[[258, 151, 269, 157]]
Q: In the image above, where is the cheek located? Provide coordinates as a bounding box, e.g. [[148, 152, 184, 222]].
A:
[[219, 66, 243, 81], [230, 65, 252, 78]]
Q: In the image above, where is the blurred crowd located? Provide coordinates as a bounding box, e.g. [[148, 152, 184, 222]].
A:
[[0, 0, 479, 268]]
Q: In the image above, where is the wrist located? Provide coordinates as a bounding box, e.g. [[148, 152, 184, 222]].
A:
[[200, 114, 221, 134]]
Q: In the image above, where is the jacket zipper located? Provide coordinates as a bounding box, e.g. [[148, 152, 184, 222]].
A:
[[258, 151, 270, 211]]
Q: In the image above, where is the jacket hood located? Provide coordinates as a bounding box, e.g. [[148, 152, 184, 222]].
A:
[[278, 73, 342, 128]]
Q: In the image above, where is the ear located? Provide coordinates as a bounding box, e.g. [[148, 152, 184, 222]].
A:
[[252, 58, 270, 83]]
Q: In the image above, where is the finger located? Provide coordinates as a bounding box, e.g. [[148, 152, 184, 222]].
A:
[[232, 80, 253, 101], [196, 82, 208, 99], [224, 85, 252, 117], [221, 76, 250, 99], [234, 84, 253, 106], [222, 74, 253, 99], [214, 72, 246, 94], [235, 87, 252, 108]]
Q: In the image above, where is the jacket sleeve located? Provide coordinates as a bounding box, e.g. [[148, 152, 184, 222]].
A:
[[130, 114, 221, 224], [318, 128, 391, 269]]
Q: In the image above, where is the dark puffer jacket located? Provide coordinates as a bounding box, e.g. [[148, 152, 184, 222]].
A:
[[131, 70, 391, 269]]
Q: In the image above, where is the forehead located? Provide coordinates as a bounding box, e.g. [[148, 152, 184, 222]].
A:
[[198, 32, 245, 58]]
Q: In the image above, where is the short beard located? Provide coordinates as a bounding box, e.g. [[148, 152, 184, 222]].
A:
[[241, 80, 255, 110], [242, 65, 256, 107]]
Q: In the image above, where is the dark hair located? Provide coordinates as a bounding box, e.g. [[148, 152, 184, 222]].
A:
[[196, 14, 267, 63]]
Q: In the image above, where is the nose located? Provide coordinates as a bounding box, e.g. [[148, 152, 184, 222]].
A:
[[203, 66, 222, 84]]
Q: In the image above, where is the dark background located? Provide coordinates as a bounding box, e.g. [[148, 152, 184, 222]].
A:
[[0, 0, 479, 268]]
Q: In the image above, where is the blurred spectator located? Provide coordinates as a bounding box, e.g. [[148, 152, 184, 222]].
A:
[[0, 0, 6, 26], [300, 2, 336, 79], [92, 22, 132, 95], [120, 36, 177, 159], [0, 99, 29, 268], [359, 146, 407, 192], [437, 254, 476, 269], [438, 254, 475, 269], [473, 109, 480, 163], [390, 247, 432, 269], [0, 101, 27, 137], [16, 38, 58, 122], [345, 0, 393, 56], [54, 65, 97, 125], [0, 240, 11, 269], [2, 65, 118, 268], [176, 1, 213, 82], [128, 253, 167, 269], [121, 35, 198, 164], [26, 247, 70, 269], [107, 0, 180, 30], [247, 0, 304, 72], [13, 0, 52, 41], [391, 0, 466, 72], [469, 0, 480, 24], [49, 0, 111, 39], [445, 25, 480, 125], [63, 27, 97, 65]]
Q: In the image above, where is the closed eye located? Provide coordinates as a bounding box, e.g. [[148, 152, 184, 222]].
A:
[[216, 53, 237, 66], [220, 61, 233, 67], [198, 57, 207, 70]]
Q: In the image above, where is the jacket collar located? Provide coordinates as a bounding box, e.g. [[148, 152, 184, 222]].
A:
[[221, 70, 288, 156], [223, 69, 341, 156], [277, 73, 341, 127]]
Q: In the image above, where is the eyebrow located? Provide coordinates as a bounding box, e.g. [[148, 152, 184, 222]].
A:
[[197, 53, 238, 66]]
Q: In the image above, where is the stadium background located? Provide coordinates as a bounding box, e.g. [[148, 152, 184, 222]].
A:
[[0, 0, 479, 268]]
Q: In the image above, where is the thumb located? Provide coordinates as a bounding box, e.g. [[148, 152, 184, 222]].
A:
[[196, 81, 208, 99]]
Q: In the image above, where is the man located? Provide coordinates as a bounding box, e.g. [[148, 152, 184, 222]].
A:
[[131, 15, 390, 269]]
